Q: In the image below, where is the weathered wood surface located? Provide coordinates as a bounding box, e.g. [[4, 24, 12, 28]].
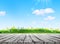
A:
[[0, 34, 60, 44]]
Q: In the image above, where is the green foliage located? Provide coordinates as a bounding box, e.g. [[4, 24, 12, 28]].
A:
[[0, 30, 9, 33], [0, 27, 60, 33]]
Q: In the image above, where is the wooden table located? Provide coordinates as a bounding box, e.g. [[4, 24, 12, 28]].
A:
[[0, 34, 60, 44]]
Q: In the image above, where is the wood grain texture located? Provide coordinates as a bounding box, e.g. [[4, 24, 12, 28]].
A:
[[0, 34, 60, 44]]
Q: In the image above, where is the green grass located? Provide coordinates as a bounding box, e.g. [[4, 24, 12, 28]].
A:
[[0, 27, 60, 33]]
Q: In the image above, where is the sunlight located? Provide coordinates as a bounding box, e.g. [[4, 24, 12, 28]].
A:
[[41, 0, 50, 2], [40, 0, 51, 5]]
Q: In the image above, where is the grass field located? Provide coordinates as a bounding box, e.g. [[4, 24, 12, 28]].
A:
[[0, 27, 60, 33]]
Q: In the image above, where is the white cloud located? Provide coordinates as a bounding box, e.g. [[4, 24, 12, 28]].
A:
[[39, 9, 45, 15], [0, 11, 6, 16], [32, 9, 40, 15], [44, 16, 55, 21], [32, 8, 55, 15], [45, 8, 55, 14]]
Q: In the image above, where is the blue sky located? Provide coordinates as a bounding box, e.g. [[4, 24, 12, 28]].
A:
[[0, 0, 60, 29]]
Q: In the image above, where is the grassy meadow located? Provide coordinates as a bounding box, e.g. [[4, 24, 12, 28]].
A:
[[0, 26, 60, 33]]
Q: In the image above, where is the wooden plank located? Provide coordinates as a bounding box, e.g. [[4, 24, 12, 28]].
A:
[[17, 34, 26, 44], [29, 34, 43, 44], [0, 34, 14, 40], [46, 36, 60, 44], [2, 35, 20, 44], [24, 35, 34, 44], [49, 34, 60, 39], [41, 34, 60, 44], [0, 35, 15, 44], [34, 34, 55, 44], [0, 34, 60, 44]]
